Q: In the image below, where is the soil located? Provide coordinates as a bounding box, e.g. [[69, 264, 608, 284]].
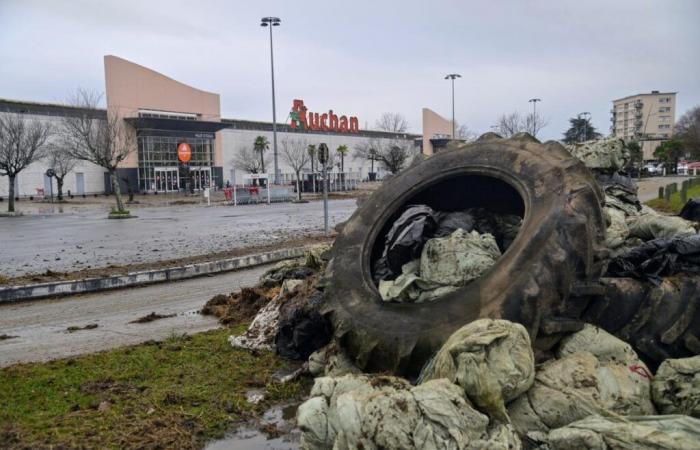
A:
[[0, 235, 334, 287], [128, 312, 177, 324], [66, 324, 99, 333], [202, 286, 280, 325]]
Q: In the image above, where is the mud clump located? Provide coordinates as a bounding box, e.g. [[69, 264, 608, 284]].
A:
[[202, 287, 279, 325], [66, 324, 98, 333], [129, 312, 176, 324]]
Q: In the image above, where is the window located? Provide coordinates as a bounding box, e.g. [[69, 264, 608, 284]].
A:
[[659, 107, 671, 113], [659, 124, 671, 129], [659, 97, 671, 104]]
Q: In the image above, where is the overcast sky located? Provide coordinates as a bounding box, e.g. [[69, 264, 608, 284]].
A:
[[0, 0, 698, 140]]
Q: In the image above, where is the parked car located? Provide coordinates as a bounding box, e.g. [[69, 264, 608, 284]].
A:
[[643, 162, 664, 176]]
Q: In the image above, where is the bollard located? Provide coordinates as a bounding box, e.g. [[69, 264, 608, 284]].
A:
[[681, 186, 688, 204], [658, 187, 664, 199], [665, 186, 671, 203]]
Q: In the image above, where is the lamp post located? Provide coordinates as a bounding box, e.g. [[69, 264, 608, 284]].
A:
[[261, 16, 281, 184], [444, 74, 461, 139], [528, 98, 541, 137], [578, 112, 591, 142]]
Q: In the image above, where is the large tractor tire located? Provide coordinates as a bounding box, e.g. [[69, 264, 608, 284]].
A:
[[322, 133, 607, 376]]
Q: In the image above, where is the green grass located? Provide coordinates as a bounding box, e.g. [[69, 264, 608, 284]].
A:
[[0, 326, 310, 449], [645, 183, 700, 214]]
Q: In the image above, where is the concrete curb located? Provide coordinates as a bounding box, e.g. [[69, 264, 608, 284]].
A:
[[0, 247, 308, 304]]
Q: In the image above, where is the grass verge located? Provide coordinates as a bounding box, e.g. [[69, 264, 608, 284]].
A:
[[645, 184, 700, 214], [0, 325, 310, 449]]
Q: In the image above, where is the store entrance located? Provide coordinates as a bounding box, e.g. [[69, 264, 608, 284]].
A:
[[154, 167, 179, 192], [191, 167, 211, 191]]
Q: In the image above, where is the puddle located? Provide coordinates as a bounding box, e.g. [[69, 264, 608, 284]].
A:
[[205, 403, 300, 450]]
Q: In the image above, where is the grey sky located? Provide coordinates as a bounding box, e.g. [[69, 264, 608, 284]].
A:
[[1, 0, 698, 140]]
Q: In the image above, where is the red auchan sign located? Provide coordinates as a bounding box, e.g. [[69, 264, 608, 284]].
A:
[[177, 142, 192, 163], [289, 99, 359, 133]]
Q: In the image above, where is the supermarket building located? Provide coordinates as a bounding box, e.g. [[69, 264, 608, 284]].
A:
[[0, 55, 420, 198]]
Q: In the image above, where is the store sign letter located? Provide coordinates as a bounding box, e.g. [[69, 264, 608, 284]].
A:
[[290, 99, 359, 133]]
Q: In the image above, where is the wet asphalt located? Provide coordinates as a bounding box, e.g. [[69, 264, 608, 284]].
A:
[[0, 199, 356, 278], [0, 264, 271, 367]]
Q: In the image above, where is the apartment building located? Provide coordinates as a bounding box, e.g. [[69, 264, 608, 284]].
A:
[[610, 90, 676, 160]]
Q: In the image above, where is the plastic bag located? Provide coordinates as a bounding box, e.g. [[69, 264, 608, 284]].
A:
[[652, 355, 700, 417], [541, 415, 700, 450], [296, 374, 521, 450], [680, 198, 700, 222], [419, 319, 534, 421], [508, 325, 655, 435], [606, 234, 700, 285]]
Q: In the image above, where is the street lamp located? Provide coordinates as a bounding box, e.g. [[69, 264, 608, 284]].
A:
[[578, 111, 591, 142], [444, 74, 461, 139], [528, 98, 541, 137], [261, 16, 281, 184]]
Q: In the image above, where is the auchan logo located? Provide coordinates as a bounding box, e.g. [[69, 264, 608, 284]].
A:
[[289, 99, 359, 133]]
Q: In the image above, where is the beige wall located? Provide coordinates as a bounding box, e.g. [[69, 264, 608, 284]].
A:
[[422, 108, 453, 155], [104, 55, 221, 168]]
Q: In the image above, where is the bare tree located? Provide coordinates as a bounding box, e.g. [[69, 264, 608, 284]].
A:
[[354, 140, 381, 177], [494, 112, 527, 137], [525, 112, 549, 137], [375, 113, 409, 133], [455, 122, 477, 141], [494, 111, 548, 138], [47, 139, 78, 200], [61, 89, 135, 214], [281, 138, 310, 201], [0, 114, 52, 212], [356, 139, 414, 175], [231, 145, 270, 185]]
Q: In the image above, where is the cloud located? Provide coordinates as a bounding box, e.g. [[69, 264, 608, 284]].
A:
[[0, 0, 698, 140]]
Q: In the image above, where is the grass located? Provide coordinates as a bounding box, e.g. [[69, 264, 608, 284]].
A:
[[645, 183, 700, 214], [0, 326, 310, 449]]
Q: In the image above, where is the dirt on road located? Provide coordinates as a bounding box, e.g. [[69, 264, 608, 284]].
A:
[[0, 264, 272, 367]]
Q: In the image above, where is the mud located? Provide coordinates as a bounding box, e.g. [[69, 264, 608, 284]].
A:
[[129, 312, 177, 324]]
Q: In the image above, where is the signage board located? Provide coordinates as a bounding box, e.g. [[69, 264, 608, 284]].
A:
[[177, 142, 192, 163], [289, 99, 359, 133]]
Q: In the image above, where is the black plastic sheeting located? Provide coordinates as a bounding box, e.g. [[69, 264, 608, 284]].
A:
[[373, 205, 522, 283], [680, 199, 700, 222], [275, 289, 332, 360], [606, 234, 700, 285], [596, 171, 642, 212]]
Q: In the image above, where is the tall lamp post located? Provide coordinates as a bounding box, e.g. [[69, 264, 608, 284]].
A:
[[261, 16, 281, 184], [578, 111, 591, 142], [444, 74, 461, 139], [528, 98, 541, 137]]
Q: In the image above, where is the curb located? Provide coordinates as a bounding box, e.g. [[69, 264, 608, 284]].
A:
[[0, 247, 307, 304]]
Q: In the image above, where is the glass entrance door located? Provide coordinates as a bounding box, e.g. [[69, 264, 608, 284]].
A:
[[154, 167, 179, 192], [191, 168, 211, 191]]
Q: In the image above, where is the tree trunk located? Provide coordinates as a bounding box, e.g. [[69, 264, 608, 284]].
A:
[[110, 170, 125, 213], [260, 153, 265, 175], [56, 176, 64, 201], [295, 170, 302, 201], [7, 174, 15, 213]]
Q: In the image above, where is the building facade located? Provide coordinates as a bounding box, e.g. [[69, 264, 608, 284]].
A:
[[1, 56, 419, 198], [610, 90, 677, 160]]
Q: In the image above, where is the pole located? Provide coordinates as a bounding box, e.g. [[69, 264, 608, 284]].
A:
[[269, 24, 279, 185], [49, 177, 53, 203], [451, 77, 455, 139], [322, 162, 328, 235]]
